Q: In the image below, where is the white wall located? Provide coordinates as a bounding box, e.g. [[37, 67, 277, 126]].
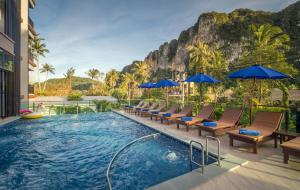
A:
[[19, 0, 29, 109]]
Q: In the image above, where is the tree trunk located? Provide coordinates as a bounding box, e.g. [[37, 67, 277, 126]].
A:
[[37, 59, 41, 91], [43, 72, 48, 92]]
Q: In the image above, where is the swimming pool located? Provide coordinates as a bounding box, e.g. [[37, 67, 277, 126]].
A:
[[0, 112, 214, 189]]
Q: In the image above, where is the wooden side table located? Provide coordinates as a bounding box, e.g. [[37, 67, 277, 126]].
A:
[[274, 130, 300, 148]]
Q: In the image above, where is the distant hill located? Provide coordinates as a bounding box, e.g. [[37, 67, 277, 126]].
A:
[[36, 76, 96, 95]]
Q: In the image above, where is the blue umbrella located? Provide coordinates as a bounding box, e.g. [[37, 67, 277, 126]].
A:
[[228, 65, 290, 79], [185, 73, 220, 103], [228, 65, 290, 123], [155, 79, 179, 88], [138, 82, 156, 99], [185, 73, 220, 83], [154, 79, 179, 106], [138, 82, 156, 88]]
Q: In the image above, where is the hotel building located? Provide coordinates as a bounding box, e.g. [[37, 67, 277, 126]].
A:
[[0, 0, 37, 119]]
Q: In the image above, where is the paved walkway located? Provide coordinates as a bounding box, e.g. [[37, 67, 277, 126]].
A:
[[116, 110, 300, 190]]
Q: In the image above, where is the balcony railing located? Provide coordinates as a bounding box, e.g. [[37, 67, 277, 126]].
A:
[[28, 16, 37, 36], [29, 0, 36, 9], [28, 50, 37, 67], [29, 17, 34, 28]]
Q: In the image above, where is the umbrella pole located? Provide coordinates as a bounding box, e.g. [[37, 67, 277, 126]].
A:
[[166, 87, 169, 108], [250, 78, 256, 125], [199, 83, 203, 105]]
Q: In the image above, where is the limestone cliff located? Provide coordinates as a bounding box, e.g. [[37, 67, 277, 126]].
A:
[[122, 1, 300, 80]]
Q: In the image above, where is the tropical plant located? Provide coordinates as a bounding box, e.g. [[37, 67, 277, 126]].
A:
[[132, 61, 151, 83], [30, 35, 49, 91], [86, 69, 101, 92], [111, 88, 128, 102], [105, 69, 120, 89], [67, 90, 83, 101], [40, 63, 55, 92], [119, 72, 138, 99], [187, 41, 214, 74], [64, 67, 76, 92], [238, 23, 298, 104]]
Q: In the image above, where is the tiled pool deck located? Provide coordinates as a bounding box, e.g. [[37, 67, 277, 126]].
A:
[[115, 110, 300, 190]]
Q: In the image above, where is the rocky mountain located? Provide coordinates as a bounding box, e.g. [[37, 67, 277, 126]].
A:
[[122, 1, 300, 81]]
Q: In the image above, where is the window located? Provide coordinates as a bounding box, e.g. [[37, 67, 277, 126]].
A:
[[0, 0, 5, 33], [0, 49, 14, 72]]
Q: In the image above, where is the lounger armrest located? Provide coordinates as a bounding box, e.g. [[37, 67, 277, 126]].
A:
[[202, 118, 213, 122], [237, 124, 247, 128]]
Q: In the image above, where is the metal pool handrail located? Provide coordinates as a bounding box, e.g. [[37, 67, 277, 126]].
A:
[[189, 140, 205, 173], [205, 136, 221, 166], [106, 133, 160, 190]]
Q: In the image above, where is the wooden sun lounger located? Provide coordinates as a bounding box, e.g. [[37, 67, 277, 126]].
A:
[[134, 102, 149, 115], [152, 105, 178, 121], [281, 137, 300, 164], [227, 111, 283, 154], [141, 102, 166, 118], [176, 105, 215, 131], [127, 101, 144, 113], [125, 101, 143, 112], [196, 108, 243, 137], [139, 102, 158, 117], [161, 105, 193, 125]]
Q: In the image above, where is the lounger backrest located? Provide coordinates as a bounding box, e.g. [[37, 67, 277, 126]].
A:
[[141, 102, 149, 108], [251, 111, 283, 131], [157, 102, 166, 111], [179, 105, 193, 115], [137, 101, 144, 107], [168, 105, 178, 113], [198, 105, 215, 119], [137, 101, 145, 107], [219, 108, 243, 125], [148, 102, 158, 109]]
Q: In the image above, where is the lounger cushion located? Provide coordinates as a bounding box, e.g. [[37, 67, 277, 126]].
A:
[[239, 129, 260, 136], [142, 109, 149, 111], [203, 122, 217, 127], [151, 111, 160, 114], [181, 117, 193, 121], [163, 113, 172, 117], [227, 127, 273, 141]]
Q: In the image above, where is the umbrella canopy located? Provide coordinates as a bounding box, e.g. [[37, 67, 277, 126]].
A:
[[228, 64, 290, 124], [185, 73, 220, 83], [138, 82, 156, 89], [155, 79, 179, 88], [228, 65, 290, 79]]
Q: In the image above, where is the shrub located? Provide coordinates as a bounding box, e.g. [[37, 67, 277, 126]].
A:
[[55, 105, 80, 114], [111, 88, 127, 102], [67, 91, 83, 101], [54, 105, 95, 114], [81, 107, 95, 113]]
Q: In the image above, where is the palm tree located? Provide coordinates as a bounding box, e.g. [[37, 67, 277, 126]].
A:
[[40, 63, 55, 92], [187, 41, 213, 74], [30, 35, 49, 91], [245, 24, 295, 103], [132, 61, 150, 83], [64, 67, 75, 92], [120, 73, 137, 99], [105, 69, 120, 88], [86, 69, 100, 92]]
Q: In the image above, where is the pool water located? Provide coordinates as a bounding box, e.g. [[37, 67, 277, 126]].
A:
[[0, 112, 214, 190]]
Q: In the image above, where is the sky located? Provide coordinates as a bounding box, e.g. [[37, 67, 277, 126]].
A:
[[30, 0, 298, 81]]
